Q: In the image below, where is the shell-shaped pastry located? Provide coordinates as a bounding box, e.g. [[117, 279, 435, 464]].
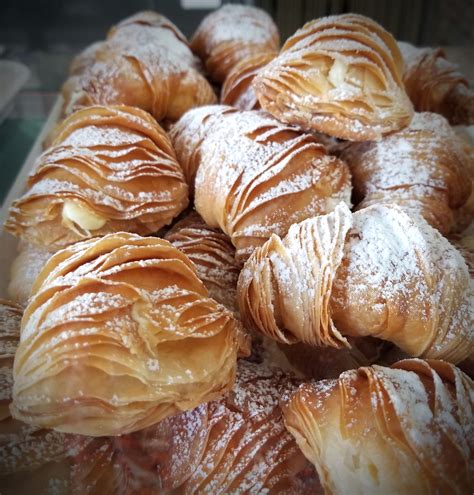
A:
[[62, 11, 216, 121], [339, 112, 472, 235], [221, 52, 277, 110], [282, 359, 474, 495], [11, 233, 247, 436], [191, 4, 279, 83], [254, 14, 414, 140], [170, 105, 352, 262], [5, 106, 189, 250], [399, 41, 474, 126], [69, 361, 322, 494], [0, 299, 85, 485], [238, 203, 473, 364], [165, 211, 240, 312]]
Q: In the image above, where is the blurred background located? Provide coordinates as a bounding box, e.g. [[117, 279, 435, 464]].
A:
[[0, 0, 473, 202]]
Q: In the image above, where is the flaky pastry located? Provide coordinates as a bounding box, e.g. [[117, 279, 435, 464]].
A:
[[339, 112, 472, 235], [165, 211, 240, 312], [221, 52, 277, 110], [69, 361, 321, 494], [238, 203, 473, 363], [62, 11, 216, 121], [254, 14, 414, 140], [191, 4, 279, 84], [170, 105, 352, 262], [5, 106, 188, 250], [399, 41, 474, 125], [283, 359, 474, 495], [11, 233, 247, 436]]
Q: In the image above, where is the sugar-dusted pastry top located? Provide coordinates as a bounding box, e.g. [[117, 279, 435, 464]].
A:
[[238, 203, 473, 364], [165, 210, 240, 312], [170, 105, 352, 262], [69, 361, 322, 494], [62, 11, 216, 121], [339, 112, 472, 235], [399, 41, 474, 126], [254, 13, 414, 140], [5, 106, 189, 250], [283, 359, 474, 495], [191, 4, 279, 83], [11, 233, 248, 436]]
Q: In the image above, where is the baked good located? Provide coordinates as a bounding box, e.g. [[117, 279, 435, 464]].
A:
[[11, 232, 248, 436], [399, 41, 474, 125], [191, 4, 279, 83], [221, 52, 276, 110], [165, 210, 240, 312], [69, 361, 322, 494], [170, 105, 352, 262], [338, 112, 472, 235], [0, 299, 82, 493], [282, 359, 474, 494], [5, 106, 188, 250], [254, 14, 414, 140], [8, 242, 51, 304], [62, 11, 216, 121], [238, 203, 473, 364]]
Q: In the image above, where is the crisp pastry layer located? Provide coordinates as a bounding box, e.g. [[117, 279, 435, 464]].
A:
[[282, 359, 474, 495], [165, 210, 240, 312], [62, 11, 216, 121], [8, 242, 52, 304], [238, 203, 473, 363], [5, 106, 189, 250], [339, 112, 472, 235], [170, 105, 352, 262], [191, 4, 279, 83], [0, 299, 84, 492], [254, 14, 414, 140], [11, 233, 247, 436], [399, 41, 474, 126], [221, 52, 276, 110], [69, 361, 322, 494]]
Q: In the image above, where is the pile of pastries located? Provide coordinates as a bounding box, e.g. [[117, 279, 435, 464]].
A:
[[1, 5, 473, 494]]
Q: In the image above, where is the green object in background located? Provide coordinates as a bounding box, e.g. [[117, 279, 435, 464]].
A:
[[0, 118, 45, 205]]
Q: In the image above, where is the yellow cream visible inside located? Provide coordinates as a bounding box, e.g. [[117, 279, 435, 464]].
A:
[[328, 58, 347, 87], [62, 200, 107, 232]]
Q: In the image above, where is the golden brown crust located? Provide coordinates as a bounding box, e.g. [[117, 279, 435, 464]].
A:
[[254, 14, 413, 140], [69, 361, 322, 494], [221, 51, 276, 110], [339, 112, 472, 235], [62, 11, 216, 121], [238, 203, 473, 364], [11, 233, 245, 436], [191, 5, 279, 83], [170, 105, 352, 263], [5, 106, 189, 250], [165, 211, 240, 312], [282, 359, 474, 495], [399, 41, 474, 126]]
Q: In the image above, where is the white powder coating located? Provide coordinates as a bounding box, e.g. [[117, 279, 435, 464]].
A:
[[193, 4, 278, 47], [173, 105, 351, 261], [254, 14, 412, 140], [149, 360, 318, 493], [287, 359, 473, 494], [335, 204, 473, 360], [6, 108, 188, 249], [341, 112, 470, 231]]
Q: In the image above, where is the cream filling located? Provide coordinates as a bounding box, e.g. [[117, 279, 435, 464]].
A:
[[62, 200, 107, 232], [328, 58, 348, 87]]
